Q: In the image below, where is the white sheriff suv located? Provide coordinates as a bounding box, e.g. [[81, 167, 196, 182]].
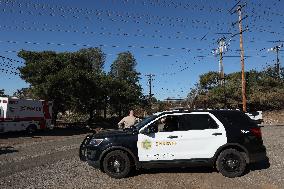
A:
[[80, 109, 268, 179]]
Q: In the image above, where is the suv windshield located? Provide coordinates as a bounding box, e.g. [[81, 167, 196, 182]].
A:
[[134, 115, 157, 130]]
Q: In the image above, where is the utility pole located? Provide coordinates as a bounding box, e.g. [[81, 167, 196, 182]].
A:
[[219, 38, 226, 107], [230, 1, 247, 112], [213, 37, 227, 86], [145, 74, 155, 107], [238, 5, 246, 112], [213, 37, 228, 108], [219, 47, 224, 84], [218, 37, 227, 85], [268, 44, 283, 78]]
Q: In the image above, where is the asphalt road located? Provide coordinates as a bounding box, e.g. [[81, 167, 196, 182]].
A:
[[0, 126, 283, 189]]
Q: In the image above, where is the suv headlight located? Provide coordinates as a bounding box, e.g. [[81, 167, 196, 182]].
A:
[[89, 138, 104, 146]]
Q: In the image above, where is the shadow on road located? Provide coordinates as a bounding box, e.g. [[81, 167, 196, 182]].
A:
[[136, 166, 214, 177], [0, 146, 18, 155], [134, 158, 270, 177], [0, 127, 93, 139]]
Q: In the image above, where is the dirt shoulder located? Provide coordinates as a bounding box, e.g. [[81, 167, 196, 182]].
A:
[[263, 110, 284, 125], [0, 127, 93, 148]]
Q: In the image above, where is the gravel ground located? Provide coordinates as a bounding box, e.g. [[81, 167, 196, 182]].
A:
[[0, 126, 283, 189], [263, 110, 284, 125]]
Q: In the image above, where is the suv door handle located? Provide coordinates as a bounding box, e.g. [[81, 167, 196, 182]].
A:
[[167, 135, 178, 139], [212, 133, 222, 136]]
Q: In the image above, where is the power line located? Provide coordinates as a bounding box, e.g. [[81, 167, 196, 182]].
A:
[[0, 0, 230, 30], [0, 38, 192, 51], [1, 0, 230, 21], [0, 24, 202, 41]]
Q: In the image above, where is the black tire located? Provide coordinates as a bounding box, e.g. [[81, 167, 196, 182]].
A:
[[102, 150, 131, 179], [79, 135, 92, 161], [216, 148, 247, 178], [26, 125, 37, 135]]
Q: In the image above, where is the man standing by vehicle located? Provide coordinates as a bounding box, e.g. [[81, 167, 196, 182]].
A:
[[118, 110, 138, 129]]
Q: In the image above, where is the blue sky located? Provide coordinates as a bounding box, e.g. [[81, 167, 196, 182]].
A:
[[0, 0, 283, 100]]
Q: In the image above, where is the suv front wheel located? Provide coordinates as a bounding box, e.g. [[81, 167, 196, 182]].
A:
[[102, 150, 131, 179], [216, 148, 247, 178]]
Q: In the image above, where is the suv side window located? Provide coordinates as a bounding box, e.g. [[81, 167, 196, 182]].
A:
[[179, 114, 218, 131], [163, 115, 179, 132], [213, 111, 256, 128], [148, 115, 180, 133]]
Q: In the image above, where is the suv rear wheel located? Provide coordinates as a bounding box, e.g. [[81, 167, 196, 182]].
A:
[[102, 150, 131, 179], [216, 148, 246, 178]]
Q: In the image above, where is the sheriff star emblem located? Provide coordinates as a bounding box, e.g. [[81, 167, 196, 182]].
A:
[[142, 139, 152, 150]]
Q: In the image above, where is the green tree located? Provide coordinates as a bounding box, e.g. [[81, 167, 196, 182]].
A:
[[187, 84, 201, 108], [199, 71, 220, 90], [0, 89, 7, 97], [18, 48, 106, 124], [13, 87, 36, 99], [247, 66, 284, 110], [109, 52, 142, 116], [18, 50, 72, 123], [188, 66, 284, 111], [67, 48, 106, 122]]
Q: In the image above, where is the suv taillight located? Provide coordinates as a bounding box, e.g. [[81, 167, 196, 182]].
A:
[[250, 127, 262, 138]]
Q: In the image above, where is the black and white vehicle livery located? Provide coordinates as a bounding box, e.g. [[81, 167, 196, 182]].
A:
[[80, 109, 267, 178]]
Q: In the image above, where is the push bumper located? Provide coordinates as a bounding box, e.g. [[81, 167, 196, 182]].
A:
[[86, 147, 101, 169]]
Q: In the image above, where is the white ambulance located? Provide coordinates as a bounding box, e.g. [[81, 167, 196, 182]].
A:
[[0, 97, 53, 133]]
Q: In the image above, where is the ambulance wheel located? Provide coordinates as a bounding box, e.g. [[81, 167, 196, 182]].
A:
[[102, 150, 131, 179], [26, 125, 37, 135]]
